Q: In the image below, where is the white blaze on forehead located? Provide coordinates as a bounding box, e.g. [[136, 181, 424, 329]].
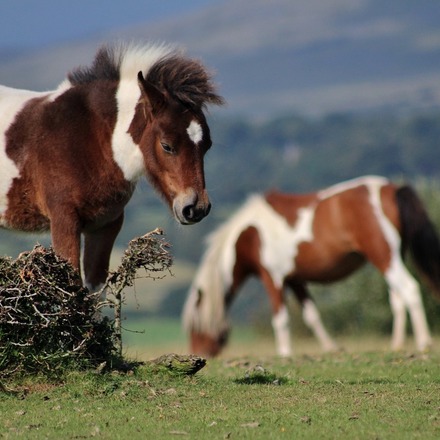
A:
[[187, 120, 203, 145]]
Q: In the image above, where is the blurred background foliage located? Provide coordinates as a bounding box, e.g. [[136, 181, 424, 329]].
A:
[[2, 110, 440, 339]]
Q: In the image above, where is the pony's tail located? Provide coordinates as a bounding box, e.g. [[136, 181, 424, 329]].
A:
[[396, 185, 440, 299]]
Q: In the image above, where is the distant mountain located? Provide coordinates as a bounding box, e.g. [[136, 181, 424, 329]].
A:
[[1, 0, 440, 117]]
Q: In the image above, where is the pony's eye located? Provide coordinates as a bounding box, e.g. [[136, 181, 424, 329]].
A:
[[161, 142, 174, 154]]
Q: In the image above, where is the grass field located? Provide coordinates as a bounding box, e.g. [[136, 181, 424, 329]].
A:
[[1, 319, 439, 439]]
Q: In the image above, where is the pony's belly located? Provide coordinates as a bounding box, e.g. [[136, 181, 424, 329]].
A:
[[295, 251, 366, 282], [0, 178, 49, 231], [0, 207, 50, 232]]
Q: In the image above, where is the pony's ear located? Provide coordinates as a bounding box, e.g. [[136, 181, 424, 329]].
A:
[[137, 71, 166, 115]]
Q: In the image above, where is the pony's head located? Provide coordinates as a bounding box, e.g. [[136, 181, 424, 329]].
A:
[[134, 50, 224, 224], [183, 286, 230, 358], [69, 43, 224, 225], [135, 73, 210, 223], [190, 326, 230, 358], [182, 230, 232, 357]]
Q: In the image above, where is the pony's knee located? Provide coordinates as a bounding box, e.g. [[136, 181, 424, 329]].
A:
[[386, 263, 423, 308], [302, 299, 320, 327], [272, 305, 289, 331], [389, 290, 406, 314]]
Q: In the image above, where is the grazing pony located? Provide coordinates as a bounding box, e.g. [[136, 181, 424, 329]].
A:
[[183, 176, 440, 357], [0, 43, 224, 290]]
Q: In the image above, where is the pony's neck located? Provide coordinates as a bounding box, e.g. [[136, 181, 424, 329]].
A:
[[111, 79, 145, 183]]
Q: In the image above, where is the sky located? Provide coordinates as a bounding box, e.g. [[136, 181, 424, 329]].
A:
[[0, 0, 220, 50]]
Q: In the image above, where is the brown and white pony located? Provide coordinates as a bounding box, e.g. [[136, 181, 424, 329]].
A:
[[183, 176, 440, 357], [0, 43, 224, 290]]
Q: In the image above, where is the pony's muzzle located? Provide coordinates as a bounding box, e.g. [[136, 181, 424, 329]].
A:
[[173, 190, 211, 224], [190, 330, 229, 358]]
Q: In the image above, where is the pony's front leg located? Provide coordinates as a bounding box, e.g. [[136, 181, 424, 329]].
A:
[[50, 212, 82, 272], [81, 216, 123, 323], [302, 299, 338, 352], [271, 306, 291, 357], [260, 270, 292, 357], [83, 214, 124, 292], [287, 281, 338, 352]]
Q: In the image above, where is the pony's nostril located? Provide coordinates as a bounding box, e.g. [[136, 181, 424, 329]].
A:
[[205, 202, 212, 217], [179, 199, 211, 224], [183, 204, 195, 221], [182, 204, 210, 223]]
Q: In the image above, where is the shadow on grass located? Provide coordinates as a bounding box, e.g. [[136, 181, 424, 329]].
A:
[[234, 372, 288, 385]]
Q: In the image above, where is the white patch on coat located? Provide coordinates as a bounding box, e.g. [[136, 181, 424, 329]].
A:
[[110, 44, 177, 182], [187, 120, 203, 145], [260, 205, 315, 288], [213, 195, 316, 290], [318, 175, 389, 200], [111, 80, 144, 182], [0, 85, 48, 216], [47, 80, 72, 102]]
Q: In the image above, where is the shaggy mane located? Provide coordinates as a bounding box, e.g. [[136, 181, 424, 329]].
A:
[[68, 43, 224, 110], [145, 54, 225, 110]]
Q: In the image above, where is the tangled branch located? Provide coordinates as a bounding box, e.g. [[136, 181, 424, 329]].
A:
[[0, 228, 173, 378], [100, 228, 173, 355], [106, 228, 172, 291]]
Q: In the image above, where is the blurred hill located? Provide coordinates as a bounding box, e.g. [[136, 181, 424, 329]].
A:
[[1, 0, 439, 116]]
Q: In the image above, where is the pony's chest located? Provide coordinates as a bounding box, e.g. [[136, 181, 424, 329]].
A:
[[81, 186, 134, 229]]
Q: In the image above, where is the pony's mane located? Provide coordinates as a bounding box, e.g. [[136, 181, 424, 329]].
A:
[[183, 195, 267, 335], [68, 43, 224, 110], [182, 226, 229, 335]]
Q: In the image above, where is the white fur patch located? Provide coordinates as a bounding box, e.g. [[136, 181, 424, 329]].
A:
[[110, 44, 178, 181], [205, 195, 316, 291], [318, 175, 389, 200], [111, 80, 144, 181], [187, 120, 203, 145], [47, 80, 72, 102], [260, 205, 315, 288], [0, 85, 47, 216]]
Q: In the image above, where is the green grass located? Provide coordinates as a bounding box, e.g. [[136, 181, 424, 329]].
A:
[[1, 337, 440, 439]]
